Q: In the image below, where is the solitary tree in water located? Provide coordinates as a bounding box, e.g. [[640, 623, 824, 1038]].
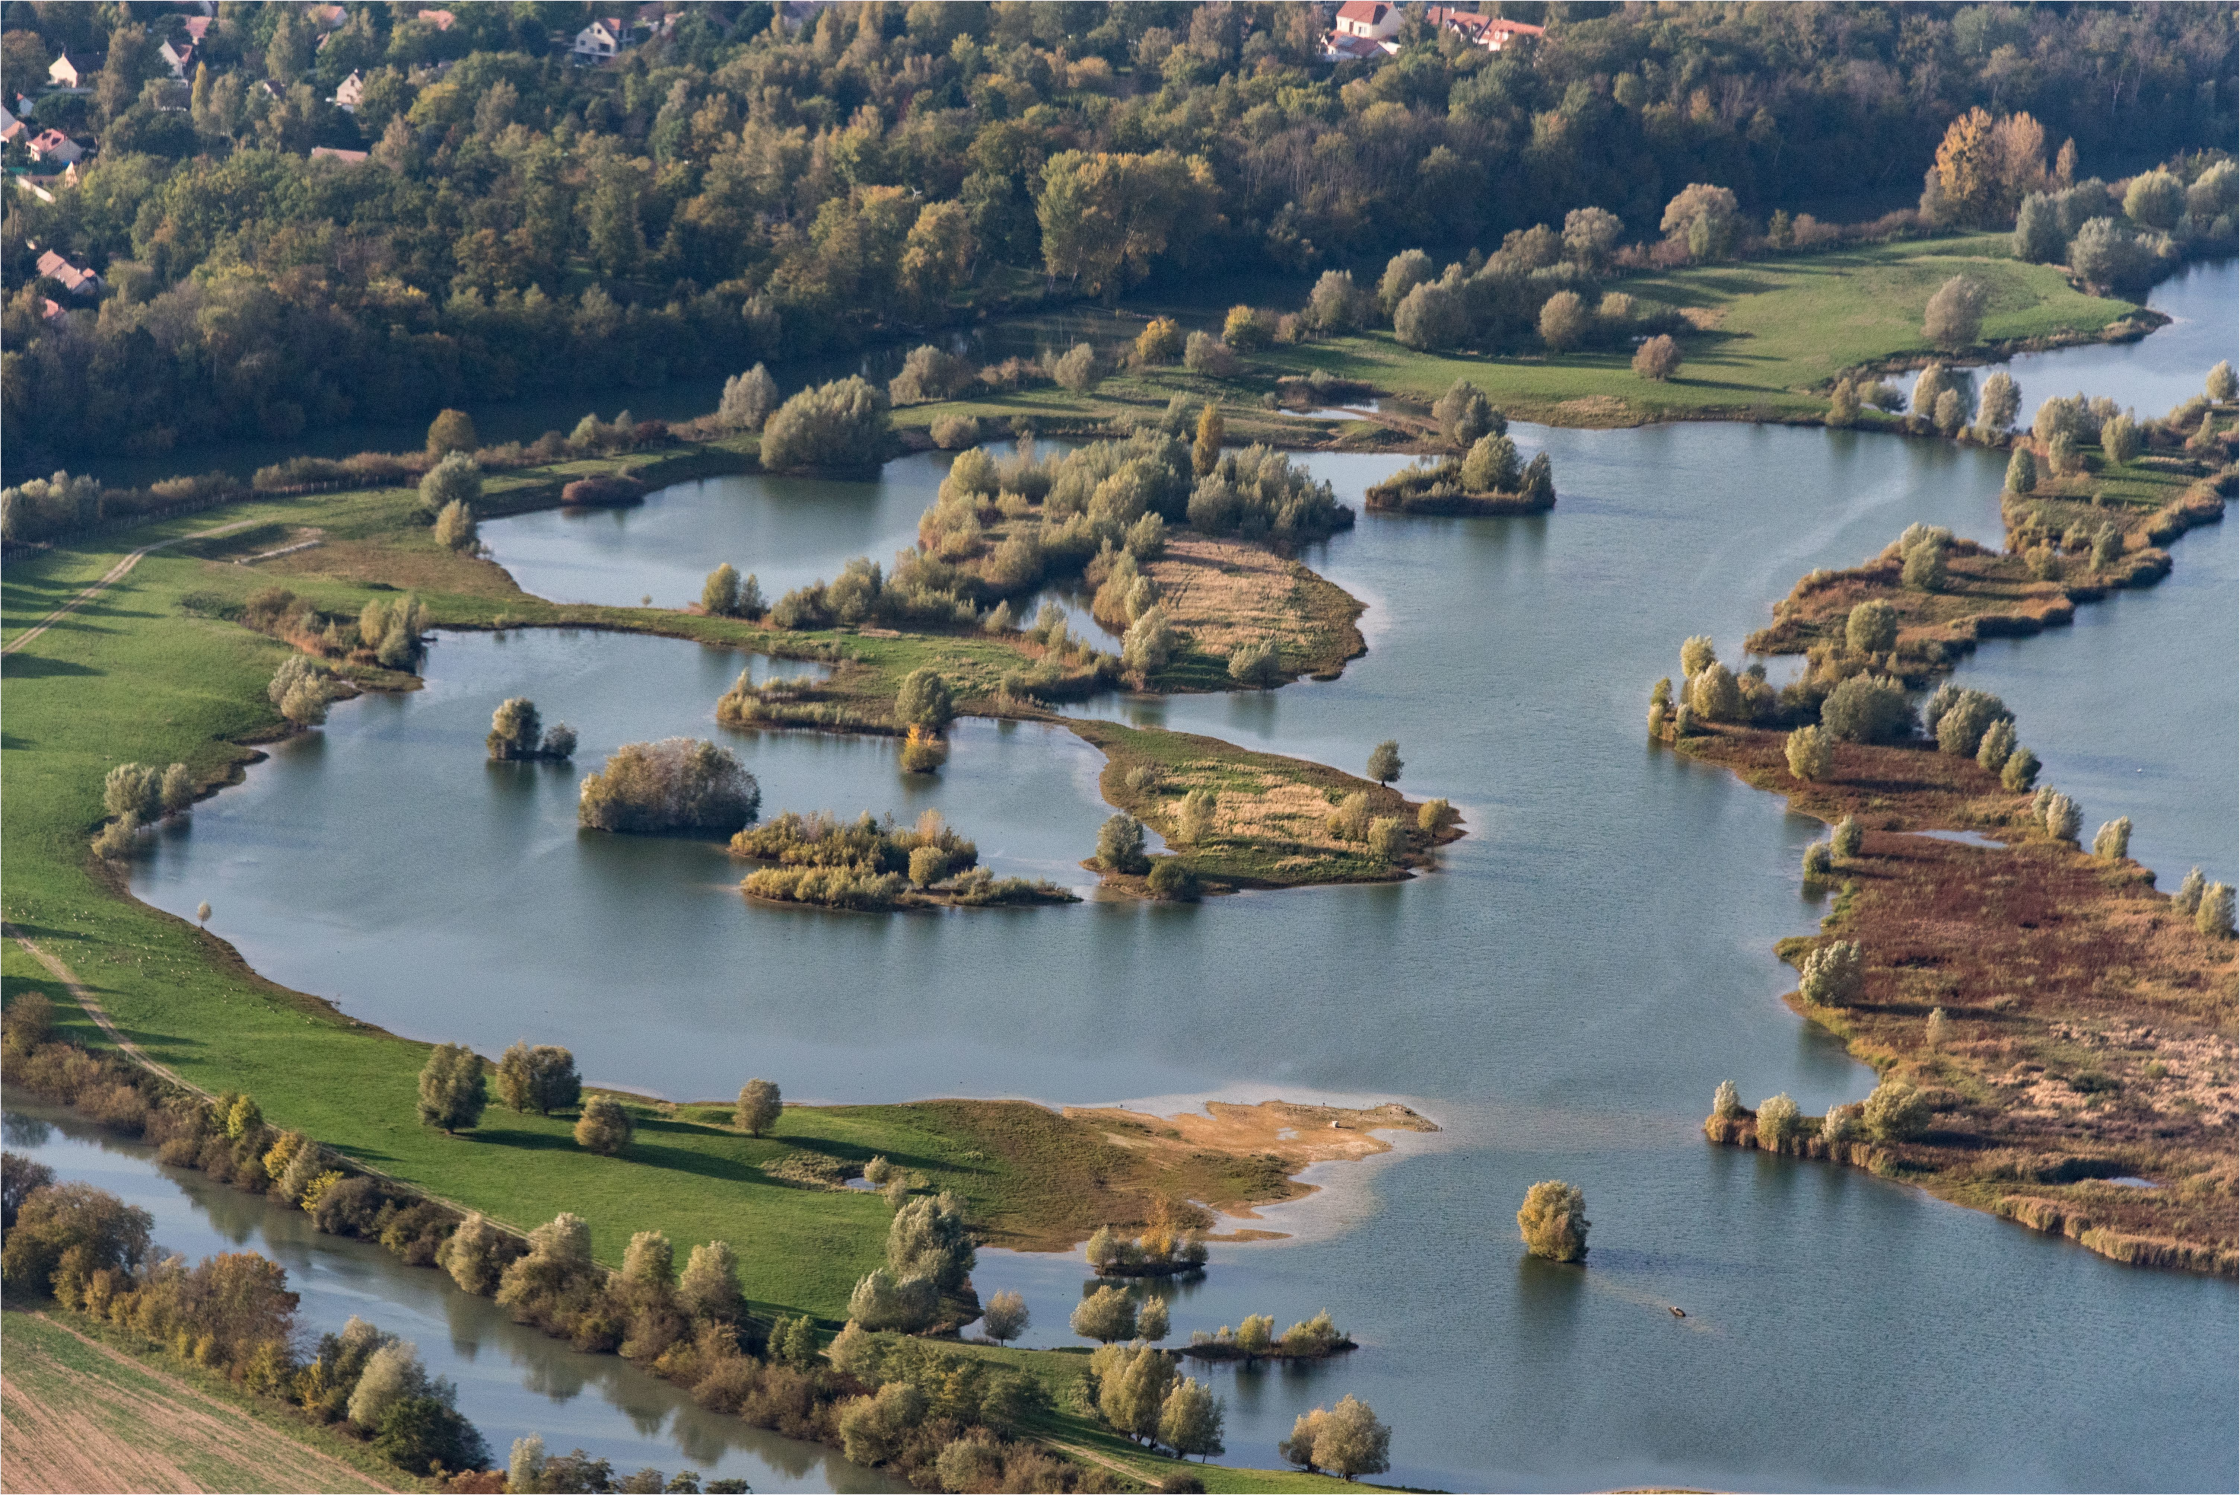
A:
[[417, 1044, 487, 1134], [1367, 740, 1402, 785], [736, 1078, 782, 1137], [894, 669, 955, 732], [1517, 1179, 1590, 1262]]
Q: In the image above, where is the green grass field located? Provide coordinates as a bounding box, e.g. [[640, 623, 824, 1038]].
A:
[[896, 234, 2139, 437]]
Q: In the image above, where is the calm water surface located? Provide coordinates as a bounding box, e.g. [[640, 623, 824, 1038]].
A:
[[115, 270, 2239, 1491], [1, 1101, 899, 1494]]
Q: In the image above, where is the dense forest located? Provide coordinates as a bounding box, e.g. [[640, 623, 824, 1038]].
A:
[[2, 0, 2233, 473]]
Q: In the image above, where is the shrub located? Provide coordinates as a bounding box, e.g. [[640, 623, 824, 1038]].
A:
[[1071, 1285, 1138, 1343], [437, 1213, 511, 1295], [1799, 940, 1864, 1005], [2041, 791, 2081, 842], [1221, 305, 1270, 351], [434, 499, 477, 552], [417, 452, 481, 518], [1135, 317, 1183, 363], [487, 698, 544, 761], [1517, 1181, 1589, 1262], [1755, 1093, 1800, 1149], [1538, 290, 1589, 351], [1461, 433, 1522, 491], [759, 377, 887, 471], [718, 363, 779, 431], [1418, 798, 1457, 835], [889, 345, 972, 406], [574, 1094, 633, 1156], [2000, 745, 2041, 791], [1710, 1079, 1743, 1120], [1433, 380, 1499, 447], [2092, 817, 2132, 860], [1680, 635, 1716, 678], [2102, 413, 2141, 465], [1688, 661, 1740, 722], [1785, 725, 1833, 781], [2199, 883, 2237, 938], [1832, 815, 1863, 859], [2209, 361, 2238, 403], [1182, 332, 1238, 377], [2173, 867, 2207, 915], [1146, 858, 1200, 902], [1227, 639, 1282, 688], [1922, 274, 1986, 351], [1366, 817, 1408, 863], [1820, 675, 1911, 743], [735, 1078, 781, 1137], [982, 1289, 1028, 1344], [1927, 685, 2011, 757], [1306, 270, 1366, 332], [701, 563, 743, 617], [1827, 378, 1862, 427], [417, 1044, 486, 1133], [1803, 841, 1833, 878], [1976, 718, 2017, 772], [1096, 814, 1150, 874], [1393, 281, 1466, 350], [578, 739, 760, 834], [1192, 403, 1224, 475], [426, 408, 477, 456], [1632, 333, 1682, 380], [1861, 1079, 1931, 1141], [929, 414, 979, 450], [1050, 342, 1099, 391], [1846, 599, 1899, 657], [1902, 537, 1948, 592], [1367, 740, 1402, 784], [893, 669, 955, 731], [1121, 605, 1175, 678]]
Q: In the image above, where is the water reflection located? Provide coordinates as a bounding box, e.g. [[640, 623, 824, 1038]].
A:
[[2, 1100, 901, 1493]]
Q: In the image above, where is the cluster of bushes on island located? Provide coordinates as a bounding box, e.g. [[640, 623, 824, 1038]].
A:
[[733, 808, 1075, 912], [180, 586, 429, 675], [1185, 1310, 1352, 1362], [577, 738, 759, 836], [484, 697, 576, 762], [1366, 382, 1559, 514], [1086, 1203, 1211, 1279]]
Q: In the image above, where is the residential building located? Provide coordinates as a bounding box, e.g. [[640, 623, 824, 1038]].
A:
[[333, 70, 365, 112], [27, 130, 84, 168], [0, 105, 21, 145], [35, 249, 101, 298], [418, 9, 458, 30], [572, 17, 635, 61], [160, 39, 196, 78], [47, 51, 101, 90], [1331, 1, 1403, 44]]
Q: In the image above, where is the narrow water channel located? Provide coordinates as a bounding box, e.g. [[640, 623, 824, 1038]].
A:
[[1, 1100, 899, 1493], [97, 262, 2240, 1491]]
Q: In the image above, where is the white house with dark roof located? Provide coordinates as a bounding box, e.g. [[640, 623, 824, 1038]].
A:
[[572, 17, 635, 61]]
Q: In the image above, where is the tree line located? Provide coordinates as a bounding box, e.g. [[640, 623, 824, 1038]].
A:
[[8, 2, 2229, 475]]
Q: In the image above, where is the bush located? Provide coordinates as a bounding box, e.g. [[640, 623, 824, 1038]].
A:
[[417, 1044, 486, 1133], [2091, 817, 2131, 861], [1071, 1285, 1138, 1343], [1051, 342, 1099, 391], [1366, 817, 1407, 863], [1418, 798, 1458, 834], [889, 345, 972, 405], [2173, 867, 2207, 915], [2041, 790, 2081, 842], [2102, 413, 2141, 465], [1861, 1079, 1931, 1141], [929, 414, 979, 450], [1631, 333, 1682, 380], [1799, 940, 1864, 1006], [2210, 361, 2238, 403], [1975, 718, 2017, 772], [735, 1078, 781, 1137], [1922, 274, 1986, 351], [1461, 433, 1522, 491], [434, 499, 477, 551], [1433, 380, 1499, 447], [1227, 639, 1282, 688], [2199, 883, 2236, 938], [1182, 331, 1238, 377], [578, 739, 760, 835], [718, 363, 779, 432], [1221, 305, 1270, 351], [574, 1095, 633, 1156], [417, 452, 481, 519], [1846, 599, 1899, 657], [426, 408, 478, 456], [1785, 725, 1833, 781], [1926, 685, 2011, 757], [1516, 1180, 1589, 1262], [1803, 841, 1833, 878], [1755, 1092, 1800, 1150], [1393, 281, 1466, 351], [1121, 605, 1175, 678], [1538, 290, 1590, 351], [2000, 745, 2041, 791], [1096, 814, 1150, 875], [759, 376, 888, 471], [1135, 317, 1183, 364], [1306, 270, 1366, 332], [1820, 675, 1911, 744], [1146, 858, 1200, 901], [1832, 815, 1863, 858]]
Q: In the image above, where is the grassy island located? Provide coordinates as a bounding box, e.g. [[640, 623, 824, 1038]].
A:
[[1669, 409, 2237, 1276]]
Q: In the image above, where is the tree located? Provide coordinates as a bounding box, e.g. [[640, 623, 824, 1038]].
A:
[[1844, 599, 1897, 657], [417, 452, 481, 519], [894, 669, 954, 731], [2102, 414, 2140, 465], [438, 1213, 508, 1295], [0, 1182, 154, 1294], [1821, 675, 1911, 744], [1377, 250, 1433, 316], [1193, 404, 1224, 476], [487, 700, 544, 763], [2210, 361, 2238, 403], [1071, 1285, 1137, 1342], [1222, 306, 1270, 352], [1923, 275, 1987, 351], [1136, 317, 1183, 364], [2199, 883, 2237, 939], [1538, 290, 1589, 352], [1393, 282, 1466, 350], [1122, 605, 1176, 678], [1367, 741, 1402, 785], [1160, 1377, 1225, 1460], [575, 1095, 633, 1155], [1036, 150, 1219, 301], [1562, 206, 1623, 270], [1976, 371, 2021, 435], [1517, 1180, 1589, 1262], [759, 377, 888, 471], [2001, 746, 2041, 792], [719, 364, 779, 432], [982, 1288, 1028, 1344], [434, 499, 477, 552], [2041, 790, 2082, 843], [1461, 433, 1522, 491], [1660, 183, 1738, 259], [1306, 270, 1365, 333], [2013, 192, 2065, 263], [1228, 640, 1282, 688], [1632, 334, 1682, 381], [1785, 725, 1833, 781], [1755, 1093, 1801, 1149], [1862, 1079, 1931, 1141], [1710, 1080, 1743, 1120], [425, 409, 477, 456], [702, 563, 742, 616], [1184, 331, 1238, 377], [1092, 1341, 1174, 1444], [2005, 447, 2037, 494], [2122, 169, 2186, 231], [417, 1044, 486, 1134], [1051, 342, 1099, 391], [1800, 940, 1865, 1005], [577, 739, 761, 834], [1433, 380, 1498, 447], [1931, 108, 1999, 224], [889, 1191, 974, 1291], [736, 1078, 782, 1137], [2093, 817, 2132, 861], [1313, 1395, 1392, 1481], [679, 1240, 744, 1322]]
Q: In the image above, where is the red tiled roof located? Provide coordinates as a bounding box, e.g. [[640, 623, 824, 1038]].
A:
[[1335, 1, 1390, 24]]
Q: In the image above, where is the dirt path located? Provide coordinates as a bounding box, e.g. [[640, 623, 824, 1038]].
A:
[[4, 922, 213, 1100], [1, 519, 260, 657], [0, 1312, 399, 1493]]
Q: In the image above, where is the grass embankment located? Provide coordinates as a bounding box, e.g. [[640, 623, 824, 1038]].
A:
[[0, 1307, 412, 1493], [1072, 721, 1462, 892], [1679, 438, 2237, 1275], [1682, 724, 2237, 1274], [898, 236, 2144, 443], [1748, 455, 2233, 678], [0, 497, 1430, 1314]]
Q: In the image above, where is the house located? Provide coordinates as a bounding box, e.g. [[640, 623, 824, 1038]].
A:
[[332, 70, 365, 112], [310, 146, 369, 164], [160, 39, 196, 78], [27, 130, 84, 168], [1322, 32, 1390, 62], [1330, 1, 1403, 44], [1422, 7, 1546, 51], [777, 1, 830, 31], [571, 17, 635, 61], [39, 296, 67, 325], [35, 249, 101, 299], [307, 4, 348, 29], [183, 16, 213, 44], [0, 105, 21, 145], [417, 9, 458, 31], [47, 51, 102, 90]]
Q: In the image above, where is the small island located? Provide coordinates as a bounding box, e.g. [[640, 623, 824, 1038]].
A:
[[732, 809, 1076, 911]]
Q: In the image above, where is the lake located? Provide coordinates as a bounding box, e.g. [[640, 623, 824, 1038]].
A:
[[111, 262, 2240, 1491]]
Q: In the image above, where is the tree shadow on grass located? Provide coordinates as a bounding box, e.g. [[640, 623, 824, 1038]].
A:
[[0, 653, 102, 679]]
